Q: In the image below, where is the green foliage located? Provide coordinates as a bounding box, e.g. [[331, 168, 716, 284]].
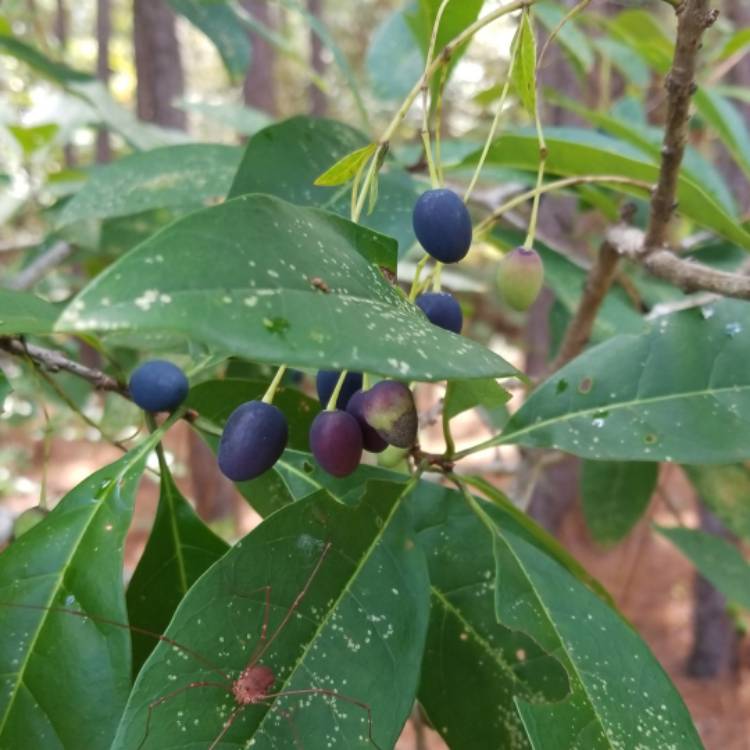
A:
[[0, 290, 59, 335], [581, 460, 658, 544]]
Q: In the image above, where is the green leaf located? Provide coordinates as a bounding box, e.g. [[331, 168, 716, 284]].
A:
[[8, 123, 58, 155], [683, 464, 750, 543], [57, 194, 517, 382], [187, 377, 317, 451], [0, 446, 153, 749], [535, 1, 593, 75], [444, 378, 511, 420], [228, 116, 420, 254], [656, 527, 750, 611], [366, 5, 423, 101], [717, 28, 750, 60], [176, 99, 274, 135], [511, 10, 537, 117], [0, 371, 10, 408], [168, 0, 251, 81], [467, 129, 750, 249], [56, 145, 242, 228], [314, 143, 377, 186], [112, 483, 430, 749], [494, 528, 704, 749], [498, 299, 750, 463], [593, 38, 651, 88], [126, 454, 228, 676], [411, 483, 569, 750], [0, 32, 92, 83], [0, 289, 58, 335], [693, 89, 750, 183], [581, 460, 658, 545]]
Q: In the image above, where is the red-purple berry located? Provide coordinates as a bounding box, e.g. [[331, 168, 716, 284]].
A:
[[346, 390, 388, 453], [309, 410, 364, 477], [360, 380, 417, 449]]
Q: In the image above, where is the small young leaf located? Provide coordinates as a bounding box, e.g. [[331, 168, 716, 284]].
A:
[[581, 460, 658, 545], [313, 142, 377, 186], [511, 10, 537, 117], [444, 378, 511, 421]]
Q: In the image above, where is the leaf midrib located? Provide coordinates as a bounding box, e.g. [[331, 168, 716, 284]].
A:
[[500, 381, 750, 445]]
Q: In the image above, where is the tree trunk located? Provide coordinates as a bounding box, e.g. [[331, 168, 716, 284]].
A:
[[133, 0, 186, 129], [307, 0, 327, 116], [686, 504, 738, 678], [54, 0, 76, 167], [96, 0, 112, 162], [242, 0, 277, 115]]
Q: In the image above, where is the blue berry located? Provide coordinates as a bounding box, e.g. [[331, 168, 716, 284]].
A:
[[310, 410, 363, 477], [129, 360, 189, 412], [415, 292, 463, 334], [218, 401, 288, 482], [346, 390, 388, 453], [316, 370, 362, 409], [412, 189, 472, 263]]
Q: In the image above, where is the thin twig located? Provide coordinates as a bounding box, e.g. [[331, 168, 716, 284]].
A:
[[550, 240, 621, 370], [0, 336, 127, 393]]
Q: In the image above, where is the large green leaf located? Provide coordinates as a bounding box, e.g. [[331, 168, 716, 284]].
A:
[[468, 129, 750, 249], [366, 5, 423, 101], [0, 290, 58, 335], [126, 453, 228, 675], [56, 194, 517, 382], [56, 145, 241, 227], [581, 460, 658, 545], [493, 528, 704, 749], [0, 32, 92, 83], [168, 0, 251, 81], [683, 464, 750, 543], [498, 300, 750, 463], [0, 444, 155, 749], [410, 483, 569, 750], [534, 1, 593, 75], [112, 483, 430, 749], [656, 526, 750, 611], [228, 116, 420, 254]]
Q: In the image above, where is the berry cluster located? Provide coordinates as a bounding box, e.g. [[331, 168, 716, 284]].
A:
[[126, 189, 543, 485]]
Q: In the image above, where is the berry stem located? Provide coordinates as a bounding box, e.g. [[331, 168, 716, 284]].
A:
[[432, 262, 443, 292], [262, 365, 288, 405], [326, 369, 349, 411], [442, 397, 456, 456], [524, 12, 547, 250], [433, 63, 450, 187], [473, 174, 651, 238], [353, 0, 537, 222], [420, 0, 452, 189], [408, 253, 431, 301], [464, 27, 521, 203]]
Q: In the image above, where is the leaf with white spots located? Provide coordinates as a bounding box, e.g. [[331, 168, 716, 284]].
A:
[[497, 300, 750, 463], [56, 144, 242, 228], [0, 444, 156, 750], [112, 483, 430, 750], [56, 194, 517, 382], [493, 529, 704, 750]]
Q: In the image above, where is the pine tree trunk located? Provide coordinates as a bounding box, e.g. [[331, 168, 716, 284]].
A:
[[133, 0, 186, 129], [96, 0, 112, 162], [307, 0, 327, 116], [242, 0, 277, 115]]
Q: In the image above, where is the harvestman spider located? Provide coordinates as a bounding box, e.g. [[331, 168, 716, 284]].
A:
[[135, 541, 383, 750]]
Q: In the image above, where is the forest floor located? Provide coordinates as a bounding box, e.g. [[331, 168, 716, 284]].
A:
[[2, 415, 749, 750]]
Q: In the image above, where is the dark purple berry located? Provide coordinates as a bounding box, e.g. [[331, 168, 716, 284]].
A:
[[497, 246, 544, 311], [309, 410, 363, 477], [129, 360, 189, 412], [218, 400, 288, 482], [346, 390, 388, 453], [360, 380, 418, 449], [415, 292, 463, 334], [412, 188, 472, 264], [316, 370, 363, 409]]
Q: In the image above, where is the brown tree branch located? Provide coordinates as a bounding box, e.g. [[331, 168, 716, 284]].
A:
[[550, 240, 621, 370], [644, 0, 719, 252], [0, 336, 127, 394]]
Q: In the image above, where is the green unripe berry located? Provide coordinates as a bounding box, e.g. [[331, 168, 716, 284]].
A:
[[377, 445, 410, 470], [497, 246, 544, 311], [13, 507, 48, 539]]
